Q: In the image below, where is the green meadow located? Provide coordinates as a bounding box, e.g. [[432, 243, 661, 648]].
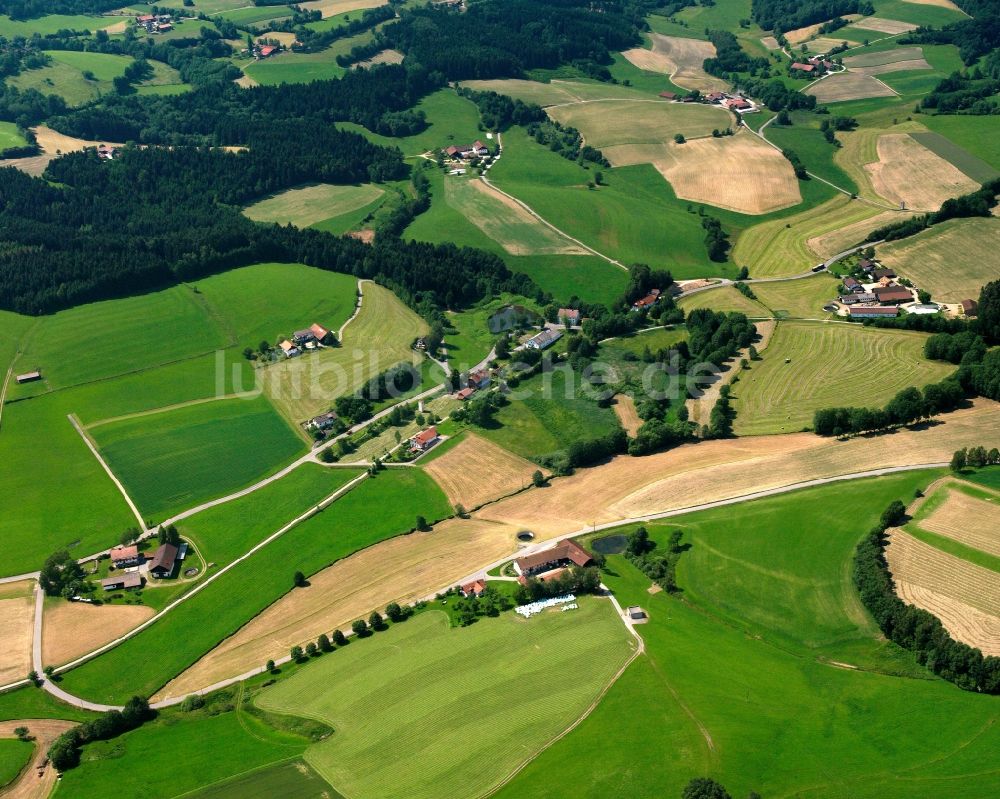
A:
[[185, 759, 337, 799], [258, 601, 635, 799], [0, 13, 109, 37], [91, 395, 306, 522], [497, 470, 1000, 799], [480, 363, 622, 460], [0, 738, 33, 788], [8, 51, 133, 106], [56, 706, 318, 799], [58, 468, 451, 704], [0, 121, 27, 151], [177, 463, 364, 565], [765, 113, 860, 193]]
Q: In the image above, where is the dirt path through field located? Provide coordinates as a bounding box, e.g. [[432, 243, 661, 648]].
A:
[[0, 719, 76, 799]]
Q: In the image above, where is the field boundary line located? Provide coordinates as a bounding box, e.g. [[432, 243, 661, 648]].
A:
[[68, 413, 146, 529], [85, 390, 262, 430], [478, 593, 644, 799], [168, 755, 306, 799], [482, 132, 627, 270], [41, 471, 370, 709]]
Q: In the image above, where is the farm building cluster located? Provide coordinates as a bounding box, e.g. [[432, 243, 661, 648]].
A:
[[838, 261, 915, 319], [135, 12, 176, 33], [443, 141, 489, 161], [453, 368, 491, 401], [278, 322, 331, 358], [660, 90, 757, 114], [513, 540, 594, 586], [409, 425, 440, 455], [99, 541, 188, 592], [791, 56, 840, 76]]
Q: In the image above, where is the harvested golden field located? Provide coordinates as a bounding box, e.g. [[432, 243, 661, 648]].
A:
[[732, 321, 954, 435], [356, 49, 404, 68], [158, 517, 523, 699], [865, 133, 979, 212], [733, 195, 889, 277], [458, 79, 648, 107], [876, 217, 1000, 302], [0, 581, 33, 686], [850, 17, 918, 34], [164, 401, 1000, 693], [786, 16, 861, 43], [547, 101, 726, 150], [243, 183, 384, 229], [42, 600, 154, 667], [475, 401, 1000, 535], [0, 125, 121, 176], [888, 529, 1000, 655], [806, 72, 897, 103], [760, 36, 780, 50], [612, 394, 642, 436], [843, 46, 926, 68], [422, 433, 542, 509], [855, 58, 933, 76], [919, 487, 1000, 558], [621, 33, 729, 93], [611, 132, 800, 215], [256, 31, 297, 46], [298, 0, 385, 17], [901, 0, 964, 9], [0, 719, 76, 799]]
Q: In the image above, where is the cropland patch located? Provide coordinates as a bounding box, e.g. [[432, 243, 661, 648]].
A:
[[356, 49, 404, 68], [876, 217, 1000, 302], [261, 281, 429, 424], [760, 36, 780, 50], [458, 78, 648, 107], [473, 401, 1000, 536], [805, 208, 901, 256], [612, 394, 642, 436], [731, 321, 953, 435], [909, 131, 1000, 183], [298, 0, 385, 16], [445, 178, 587, 255], [850, 16, 918, 34], [547, 100, 726, 150], [0, 125, 121, 177], [887, 529, 1000, 655], [243, 183, 385, 229], [865, 133, 979, 211], [610, 132, 800, 215], [785, 16, 861, 43], [42, 601, 155, 667], [422, 432, 541, 509], [917, 485, 1000, 558], [805, 71, 897, 103], [621, 33, 728, 93], [750, 276, 840, 319], [257, 603, 635, 799], [91, 395, 305, 521], [0, 581, 34, 686], [901, 0, 964, 9], [843, 46, 926, 68], [678, 285, 770, 316]]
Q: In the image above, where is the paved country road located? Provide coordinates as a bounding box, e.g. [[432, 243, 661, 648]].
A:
[[21, 460, 947, 711]]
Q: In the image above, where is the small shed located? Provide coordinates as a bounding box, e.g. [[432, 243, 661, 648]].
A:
[[15, 371, 41, 384]]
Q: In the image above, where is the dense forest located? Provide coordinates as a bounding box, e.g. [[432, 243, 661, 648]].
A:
[[0, 143, 537, 315], [751, 0, 871, 33], [376, 0, 651, 80], [0, 0, 121, 19], [48, 63, 438, 144]]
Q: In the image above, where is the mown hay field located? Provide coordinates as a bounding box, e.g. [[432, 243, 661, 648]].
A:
[[876, 217, 1000, 302], [850, 16, 918, 34], [731, 321, 954, 435], [243, 183, 385, 229], [749, 275, 841, 319], [297, 0, 385, 16], [621, 33, 729, 93], [422, 432, 541, 509], [261, 281, 429, 423], [445, 177, 587, 255], [888, 529, 1000, 655], [785, 16, 862, 43], [547, 100, 726, 150], [608, 132, 800, 215], [474, 401, 1000, 536], [678, 285, 770, 316], [0, 121, 26, 150], [92, 394, 305, 521], [0, 581, 34, 686], [612, 394, 642, 436], [918, 485, 1000, 558], [731, 195, 893, 278], [457, 78, 650, 107], [42, 600, 155, 668], [865, 133, 979, 211], [805, 72, 897, 103], [257, 603, 636, 799]]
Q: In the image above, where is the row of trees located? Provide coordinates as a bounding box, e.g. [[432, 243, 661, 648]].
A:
[[516, 565, 603, 602], [812, 379, 966, 437], [854, 500, 1000, 693], [866, 177, 1000, 243], [950, 445, 1000, 471], [49, 696, 153, 771], [751, 0, 868, 33], [624, 525, 687, 593]]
